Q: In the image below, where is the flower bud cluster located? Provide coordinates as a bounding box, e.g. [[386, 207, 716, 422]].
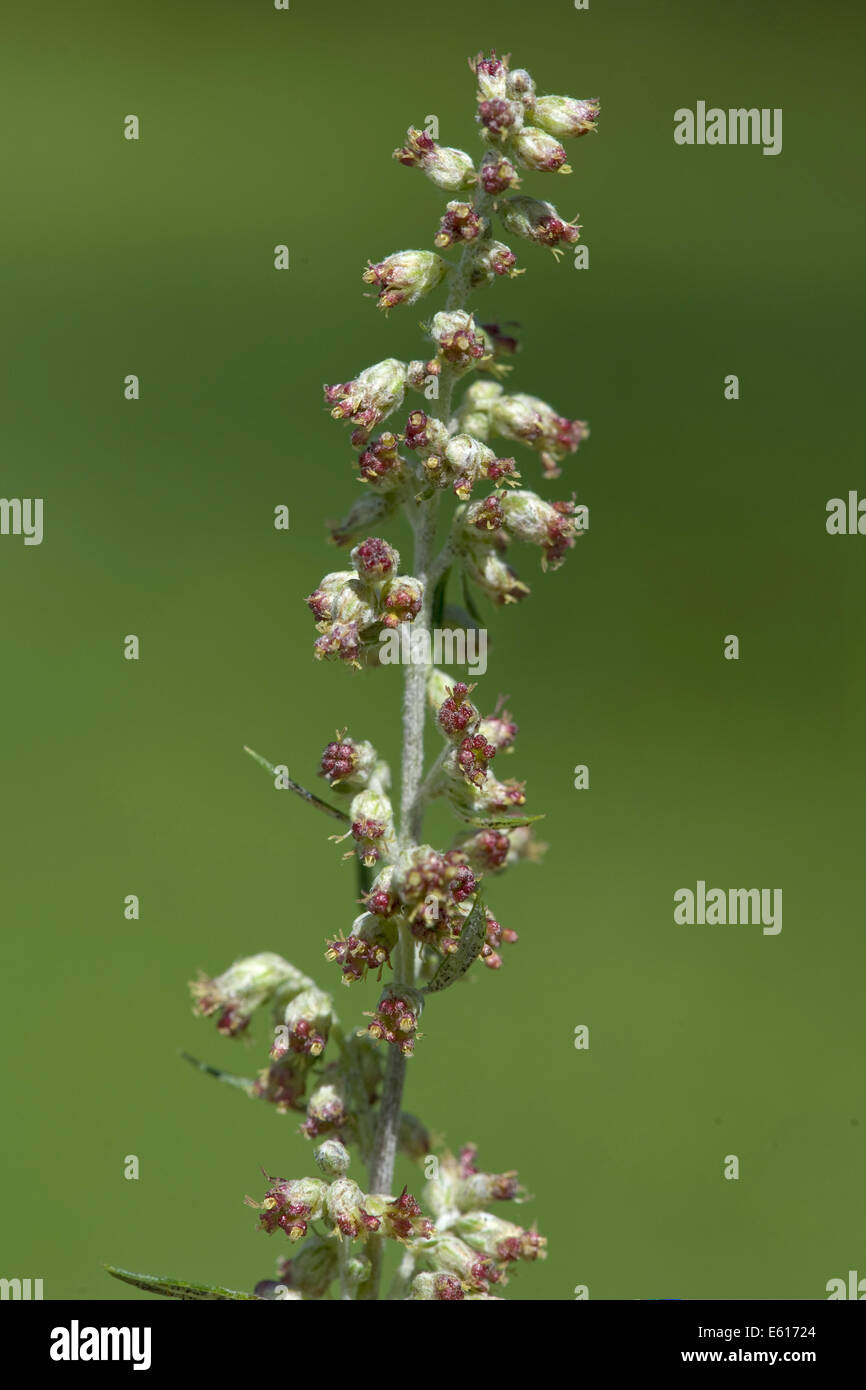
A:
[[363, 250, 449, 311], [464, 488, 582, 570], [306, 538, 424, 668], [364, 983, 425, 1057], [190, 953, 313, 1039], [250, 1151, 432, 1249], [456, 380, 588, 478], [325, 910, 398, 985]]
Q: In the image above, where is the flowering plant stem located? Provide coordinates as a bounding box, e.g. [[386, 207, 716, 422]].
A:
[[115, 50, 602, 1306]]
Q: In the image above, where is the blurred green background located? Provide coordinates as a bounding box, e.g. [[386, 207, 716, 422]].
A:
[[2, 0, 864, 1301]]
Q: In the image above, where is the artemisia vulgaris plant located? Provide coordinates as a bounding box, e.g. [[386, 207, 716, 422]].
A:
[[108, 51, 599, 1304]]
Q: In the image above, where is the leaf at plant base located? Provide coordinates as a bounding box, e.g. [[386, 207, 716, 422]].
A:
[[104, 1266, 260, 1300], [423, 893, 487, 995]]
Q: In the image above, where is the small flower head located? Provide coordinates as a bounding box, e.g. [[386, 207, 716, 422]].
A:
[[251, 1174, 329, 1241], [489, 392, 588, 477], [511, 126, 571, 174], [326, 910, 397, 985], [408, 1271, 465, 1300], [425, 1145, 526, 1218], [456, 732, 497, 788], [319, 735, 378, 791], [506, 68, 536, 105], [437, 681, 479, 738], [470, 50, 510, 101], [459, 828, 511, 873], [455, 1210, 546, 1263], [455, 378, 504, 439], [479, 152, 520, 194], [326, 1176, 380, 1239], [190, 953, 309, 1038], [342, 786, 395, 866], [365, 984, 425, 1056], [272, 987, 333, 1061], [434, 201, 485, 249], [356, 432, 405, 488], [393, 129, 477, 191], [468, 241, 521, 290], [253, 1054, 310, 1112], [429, 310, 487, 373], [402, 408, 450, 455], [381, 575, 423, 628], [417, 1233, 502, 1293], [477, 97, 524, 143], [533, 95, 600, 139], [463, 543, 530, 605], [313, 1138, 351, 1178], [350, 536, 400, 582], [302, 1079, 350, 1139], [364, 1187, 435, 1241], [478, 707, 519, 751], [363, 250, 449, 311], [325, 358, 407, 438], [499, 195, 581, 254], [467, 493, 506, 533]]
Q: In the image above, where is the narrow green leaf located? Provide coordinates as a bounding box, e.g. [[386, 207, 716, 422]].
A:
[[423, 893, 487, 995], [105, 1266, 260, 1300], [244, 745, 349, 823], [180, 1051, 255, 1095], [432, 566, 451, 628], [467, 813, 546, 830], [461, 572, 486, 628]]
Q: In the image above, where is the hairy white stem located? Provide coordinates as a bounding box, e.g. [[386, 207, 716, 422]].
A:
[[361, 194, 491, 1301]]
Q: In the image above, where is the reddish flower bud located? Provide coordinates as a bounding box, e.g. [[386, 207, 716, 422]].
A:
[[362, 250, 449, 311], [434, 201, 485, 249], [365, 985, 424, 1056], [408, 1272, 465, 1300], [319, 736, 378, 790], [301, 1079, 350, 1140], [456, 732, 497, 788], [250, 1174, 329, 1241], [511, 127, 571, 174], [489, 393, 588, 478], [477, 97, 523, 141], [470, 50, 510, 101], [533, 95, 600, 139], [499, 196, 581, 254], [393, 129, 477, 191], [429, 310, 487, 372], [357, 432, 404, 486], [350, 536, 400, 580], [479, 152, 520, 194], [437, 681, 479, 738], [324, 359, 407, 437]]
